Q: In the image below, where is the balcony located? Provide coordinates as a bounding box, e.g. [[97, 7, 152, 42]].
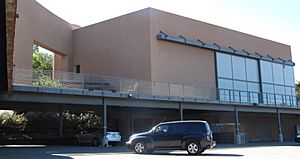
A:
[[12, 68, 299, 109]]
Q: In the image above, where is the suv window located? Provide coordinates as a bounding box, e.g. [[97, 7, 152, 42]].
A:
[[167, 124, 177, 134], [174, 123, 186, 134], [155, 124, 168, 133], [188, 122, 207, 133]]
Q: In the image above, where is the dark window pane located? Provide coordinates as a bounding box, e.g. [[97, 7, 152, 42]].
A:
[[217, 53, 232, 78], [175, 123, 186, 133], [75, 65, 80, 73], [260, 61, 273, 83], [232, 56, 246, 80], [168, 124, 177, 134], [246, 58, 259, 82], [273, 63, 284, 85], [185, 123, 206, 133]]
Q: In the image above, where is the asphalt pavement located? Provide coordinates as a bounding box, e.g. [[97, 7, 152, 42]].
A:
[[0, 142, 299, 159]]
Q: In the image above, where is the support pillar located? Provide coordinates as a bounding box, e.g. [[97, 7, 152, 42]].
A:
[[58, 105, 63, 138], [102, 97, 108, 147], [234, 106, 241, 144], [179, 102, 183, 121], [277, 108, 283, 143]]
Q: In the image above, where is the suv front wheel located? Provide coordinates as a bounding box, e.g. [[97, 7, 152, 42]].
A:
[[186, 141, 201, 155], [134, 141, 146, 154]]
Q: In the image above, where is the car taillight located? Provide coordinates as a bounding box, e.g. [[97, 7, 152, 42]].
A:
[[206, 132, 211, 140]]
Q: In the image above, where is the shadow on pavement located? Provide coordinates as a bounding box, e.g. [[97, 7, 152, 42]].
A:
[[214, 141, 300, 149], [0, 146, 74, 159], [149, 151, 243, 157], [0, 145, 130, 159], [202, 153, 244, 157]]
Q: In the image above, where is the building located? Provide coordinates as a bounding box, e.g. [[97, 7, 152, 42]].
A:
[[1, 0, 299, 144]]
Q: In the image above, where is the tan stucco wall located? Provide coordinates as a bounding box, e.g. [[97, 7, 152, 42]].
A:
[[151, 40, 216, 87], [14, 0, 73, 71], [149, 8, 292, 88], [149, 8, 291, 60], [72, 9, 151, 80]]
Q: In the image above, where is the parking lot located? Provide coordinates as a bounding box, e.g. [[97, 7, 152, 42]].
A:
[[0, 142, 299, 159]]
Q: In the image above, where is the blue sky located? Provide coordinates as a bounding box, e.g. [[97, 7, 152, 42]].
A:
[[36, 0, 300, 82]]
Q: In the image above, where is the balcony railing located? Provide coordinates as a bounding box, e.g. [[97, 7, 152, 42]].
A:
[[13, 68, 299, 108]]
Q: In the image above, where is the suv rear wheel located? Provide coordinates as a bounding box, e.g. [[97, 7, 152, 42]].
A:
[[134, 141, 146, 154], [186, 141, 201, 155]]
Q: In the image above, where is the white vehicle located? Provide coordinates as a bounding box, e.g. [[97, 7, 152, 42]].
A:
[[74, 128, 121, 146]]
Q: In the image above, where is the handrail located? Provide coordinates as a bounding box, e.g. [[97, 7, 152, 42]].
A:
[[12, 68, 299, 108]]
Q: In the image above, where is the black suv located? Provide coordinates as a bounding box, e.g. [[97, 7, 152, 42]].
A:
[[126, 120, 216, 155]]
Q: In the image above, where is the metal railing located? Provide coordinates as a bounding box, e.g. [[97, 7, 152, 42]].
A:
[[13, 68, 217, 100], [218, 88, 298, 108], [13, 68, 299, 108]]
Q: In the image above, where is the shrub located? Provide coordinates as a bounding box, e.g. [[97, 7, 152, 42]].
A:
[[0, 112, 28, 134], [63, 112, 103, 130], [33, 75, 62, 87]]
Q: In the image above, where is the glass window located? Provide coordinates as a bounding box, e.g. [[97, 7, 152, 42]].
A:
[[218, 78, 233, 89], [284, 66, 295, 86], [234, 81, 247, 91], [285, 87, 292, 95], [260, 60, 273, 83], [167, 124, 177, 134], [232, 56, 246, 80], [219, 89, 232, 102], [218, 78, 233, 102], [233, 81, 248, 102], [292, 97, 297, 107], [262, 84, 274, 93], [155, 125, 168, 133], [246, 58, 259, 82], [275, 94, 284, 105], [217, 53, 232, 78], [292, 87, 296, 96], [284, 96, 291, 106], [247, 82, 260, 92], [249, 92, 259, 104], [274, 85, 285, 95], [273, 63, 284, 85]]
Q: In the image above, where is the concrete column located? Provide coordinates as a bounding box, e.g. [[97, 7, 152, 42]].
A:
[[102, 97, 108, 147], [234, 106, 241, 144], [58, 105, 63, 138], [277, 108, 283, 143], [179, 102, 183, 121], [103, 97, 107, 136]]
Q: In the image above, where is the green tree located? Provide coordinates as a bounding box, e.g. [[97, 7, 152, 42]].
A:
[[33, 75, 62, 87], [31, 45, 61, 87], [32, 44, 54, 71]]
